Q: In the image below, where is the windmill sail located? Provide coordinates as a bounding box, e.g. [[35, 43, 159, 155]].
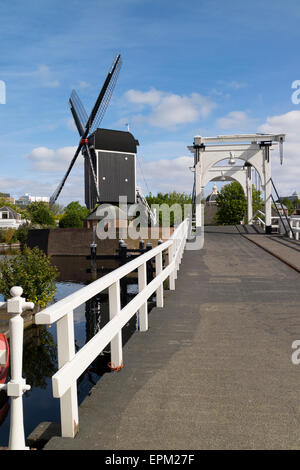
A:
[[50, 54, 122, 205], [69, 90, 88, 137]]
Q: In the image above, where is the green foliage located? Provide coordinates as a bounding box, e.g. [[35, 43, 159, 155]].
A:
[[0, 246, 58, 307], [293, 197, 300, 209], [26, 202, 56, 227], [215, 182, 247, 225], [252, 185, 263, 215], [15, 222, 40, 245], [0, 198, 18, 212], [59, 212, 84, 228], [15, 223, 31, 245], [0, 228, 17, 244], [59, 201, 89, 228], [65, 201, 89, 218], [146, 191, 192, 226]]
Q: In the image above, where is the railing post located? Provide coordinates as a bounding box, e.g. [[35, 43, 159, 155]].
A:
[[155, 250, 164, 308], [138, 262, 148, 331], [168, 242, 175, 290], [109, 280, 123, 368], [56, 310, 78, 438], [4, 287, 33, 450], [174, 237, 178, 280], [296, 221, 299, 241]]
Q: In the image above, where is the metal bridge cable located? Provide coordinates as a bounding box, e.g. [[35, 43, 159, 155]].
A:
[[136, 154, 150, 195], [270, 177, 296, 239]]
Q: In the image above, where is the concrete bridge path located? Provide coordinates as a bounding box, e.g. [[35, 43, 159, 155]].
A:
[[45, 225, 300, 450]]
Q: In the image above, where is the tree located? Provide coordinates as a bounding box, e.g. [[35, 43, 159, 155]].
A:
[[0, 247, 58, 308], [0, 246, 58, 308], [215, 182, 247, 225], [252, 185, 263, 216], [282, 197, 293, 215], [293, 197, 300, 210], [146, 191, 192, 226], [64, 201, 89, 218], [59, 201, 89, 228], [59, 212, 84, 228], [26, 202, 56, 227]]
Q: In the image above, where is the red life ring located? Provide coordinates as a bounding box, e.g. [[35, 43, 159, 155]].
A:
[[0, 334, 9, 384]]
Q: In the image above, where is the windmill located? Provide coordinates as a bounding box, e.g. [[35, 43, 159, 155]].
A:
[[51, 54, 156, 225], [50, 54, 126, 209]]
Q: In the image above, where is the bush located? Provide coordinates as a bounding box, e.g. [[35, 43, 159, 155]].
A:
[[59, 201, 89, 228], [0, 246, 58, 308], [215, 182, 247, 225], [0, 228, 18, 244], [59, 212, 84, 228], [26, 202, 56, 227], [146, 191, 192, 226]]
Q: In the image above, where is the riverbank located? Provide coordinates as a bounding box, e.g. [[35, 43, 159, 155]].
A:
[[0, 243, 20, 252]]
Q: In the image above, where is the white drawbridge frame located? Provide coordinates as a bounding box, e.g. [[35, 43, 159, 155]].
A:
[[188, 133, 285, 232]]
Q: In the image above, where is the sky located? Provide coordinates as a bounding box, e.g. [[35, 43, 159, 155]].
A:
[[1, 0, 300, 205]]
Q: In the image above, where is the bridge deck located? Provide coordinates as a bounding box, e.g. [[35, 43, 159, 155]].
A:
[[44, 226, 300, 450]]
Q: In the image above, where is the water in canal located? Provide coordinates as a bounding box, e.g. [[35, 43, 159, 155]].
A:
[[0, 253, 143, 448]]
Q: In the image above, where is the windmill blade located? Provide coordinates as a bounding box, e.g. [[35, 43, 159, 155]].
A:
[[50, 143, 82, 205], [90, 55, 122, 134], [69, 90, 89, 137], [87, 54, 122, 134]]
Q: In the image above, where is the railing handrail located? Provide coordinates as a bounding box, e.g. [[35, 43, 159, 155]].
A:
[[34, 218, 189, 438], [35, 223, 184, 325], [52, 259, 174, 398]]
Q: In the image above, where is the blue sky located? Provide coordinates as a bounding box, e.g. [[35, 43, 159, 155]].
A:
[[1, 0, 300, 204]]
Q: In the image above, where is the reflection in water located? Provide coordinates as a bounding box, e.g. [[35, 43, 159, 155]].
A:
[[23, 328, 57, 390], [0, 247, 20, 257]]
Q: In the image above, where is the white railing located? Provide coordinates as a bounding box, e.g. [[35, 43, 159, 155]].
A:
[[289, 218, 300, 240], [254, 210, 266, 228], [254, 212, 282, 233], [35, 218, 189, 438], [0, 288, 34, 450], [277, 216, 300, 239]]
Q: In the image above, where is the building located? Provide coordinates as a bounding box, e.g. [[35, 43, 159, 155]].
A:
[[15, 193, 50, 208], [205, 183, 219, 205], [272, 202, 289, 217], [84, 205, 131, 230], [279, 191, 299, 204], [204, 184, 219, 225], [0, 192, 15, 204], [0, 206, 26, 229]]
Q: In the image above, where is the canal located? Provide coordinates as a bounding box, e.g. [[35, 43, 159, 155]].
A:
[[0, 252, 144, 448]]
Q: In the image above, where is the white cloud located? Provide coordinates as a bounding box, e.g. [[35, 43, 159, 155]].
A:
[[227, 81, 247, 90], [216, 111, 254, 130], [258, 110, 300, 196], [136, 155, 194, 194], [0, 174, 84, 206], [125, 88, 163, 107], [24, 146, 81, 172], [66, 118, 78, 132], [124, 88, 216, 129], [32, 65, 60, 88], [78, 81, 90, 89]]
